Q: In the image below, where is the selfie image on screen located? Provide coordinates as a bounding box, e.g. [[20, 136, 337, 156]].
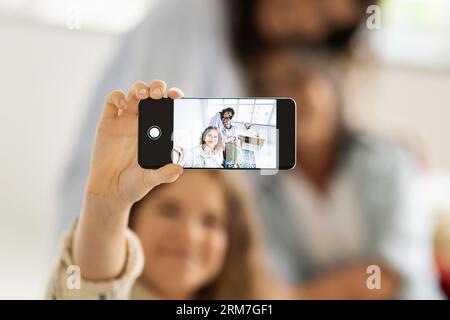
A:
[[172, 98, 277, 169]]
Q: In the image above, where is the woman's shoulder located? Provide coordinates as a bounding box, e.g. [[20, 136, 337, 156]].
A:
[[346, 132, 422, 189], [350, 133, 419, 169]]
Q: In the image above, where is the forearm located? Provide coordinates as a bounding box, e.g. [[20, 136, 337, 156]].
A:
[[295, 261, 400, 300], [72, 192, 132, 281]]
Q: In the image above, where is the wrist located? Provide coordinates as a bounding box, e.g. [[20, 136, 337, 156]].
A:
[[73, 191, 131, 281], [81, 191, 133, 230]]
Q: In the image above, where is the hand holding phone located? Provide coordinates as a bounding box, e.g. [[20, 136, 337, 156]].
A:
[[85, 80, 184, 209], [73, 80, 185, 280]]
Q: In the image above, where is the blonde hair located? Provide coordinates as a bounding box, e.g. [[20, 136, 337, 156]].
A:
[[200, 126, 223, 154], [130, 171, 272, 299]]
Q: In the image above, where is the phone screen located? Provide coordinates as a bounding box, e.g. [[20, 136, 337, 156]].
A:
[[172, 98, 277, 169]]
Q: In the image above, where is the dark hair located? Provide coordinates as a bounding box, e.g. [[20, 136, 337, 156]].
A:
[[228, 0, 379, 67], [220, 108, 235, 120]]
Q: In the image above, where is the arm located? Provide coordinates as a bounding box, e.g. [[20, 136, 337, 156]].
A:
[[73, 80, 184, 281]]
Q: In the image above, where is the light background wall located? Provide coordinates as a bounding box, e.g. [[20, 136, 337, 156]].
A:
[[0, 17, 118, 299]]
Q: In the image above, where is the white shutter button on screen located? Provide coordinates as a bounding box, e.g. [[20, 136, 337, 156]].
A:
[[147, 126, 162, 140]]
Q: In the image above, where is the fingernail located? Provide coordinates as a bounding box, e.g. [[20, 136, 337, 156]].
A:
[[119, 98, 126, 108], [138, 88, 147, 97], [151, 88, 162, 98]]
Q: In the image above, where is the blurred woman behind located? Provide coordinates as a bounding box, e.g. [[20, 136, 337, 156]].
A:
[[247, 48, 443, 299]]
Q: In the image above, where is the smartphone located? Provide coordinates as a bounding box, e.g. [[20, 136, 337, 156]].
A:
[[138, 97, 296, 170]]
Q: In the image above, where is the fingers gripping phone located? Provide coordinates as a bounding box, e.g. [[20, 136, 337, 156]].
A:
[[138, 98, 296, 170]]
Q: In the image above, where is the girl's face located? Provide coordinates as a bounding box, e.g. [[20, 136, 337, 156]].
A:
[[204, 129, 219, 149], [132, 172, 228, 299]]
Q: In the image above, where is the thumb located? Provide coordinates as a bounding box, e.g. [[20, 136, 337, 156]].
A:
[[143, 164, 184, 190]]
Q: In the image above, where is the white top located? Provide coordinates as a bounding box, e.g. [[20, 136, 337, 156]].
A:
[[279, 169, 367, 268], [182, 145, 224, 168], [224, 126, 238, 142]]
